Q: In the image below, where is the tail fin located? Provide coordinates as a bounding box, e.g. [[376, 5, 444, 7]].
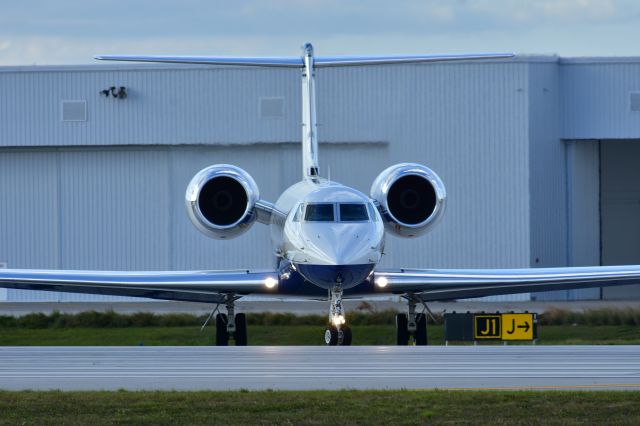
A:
[[96, 46, 513, 182]]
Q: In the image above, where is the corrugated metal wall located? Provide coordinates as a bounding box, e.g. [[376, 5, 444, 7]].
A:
[[562, 58, 640, 139], [3, 56, 640, 302], [0, 65, 299, 147]]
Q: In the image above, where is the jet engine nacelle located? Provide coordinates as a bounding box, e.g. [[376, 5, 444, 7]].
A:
[[185, 164, 260, 240], [370, 163, 446, 238]]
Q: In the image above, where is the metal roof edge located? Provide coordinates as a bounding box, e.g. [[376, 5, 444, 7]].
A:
[[0, 63, 243, 73], [559, 56, 640, 65]]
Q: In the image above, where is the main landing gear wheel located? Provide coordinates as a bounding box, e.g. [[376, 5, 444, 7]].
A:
[[215, 313, 229, 346], [396, 297, 430, 346], [414, 313, 428, 346], [213, 295, 248, 346], [234, 313, 248, 346], [396, 313, 409, 345]]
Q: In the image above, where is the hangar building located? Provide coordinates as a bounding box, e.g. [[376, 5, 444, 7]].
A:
[[1, 55, 640, 302]]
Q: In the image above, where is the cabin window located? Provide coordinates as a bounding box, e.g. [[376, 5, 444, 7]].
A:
[[339, 203, 369, 222], [304, 203, 335, 222]]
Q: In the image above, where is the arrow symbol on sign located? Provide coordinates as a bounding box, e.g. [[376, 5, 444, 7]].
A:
[[517, 322, 530, 332]]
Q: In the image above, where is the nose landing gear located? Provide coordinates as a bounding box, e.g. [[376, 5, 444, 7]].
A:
[[324, 287, 352, 346]]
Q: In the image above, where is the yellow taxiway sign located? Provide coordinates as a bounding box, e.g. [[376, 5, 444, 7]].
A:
[[501, 313, 534, 340]]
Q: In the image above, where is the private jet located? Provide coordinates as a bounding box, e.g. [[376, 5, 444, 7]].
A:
[[2, 43, 640, 346]]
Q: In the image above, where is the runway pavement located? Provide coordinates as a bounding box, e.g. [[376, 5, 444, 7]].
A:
[[1, 345, 639, 391]]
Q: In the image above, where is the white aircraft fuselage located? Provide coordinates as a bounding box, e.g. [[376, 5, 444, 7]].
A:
[[273, 179, 385, 290]]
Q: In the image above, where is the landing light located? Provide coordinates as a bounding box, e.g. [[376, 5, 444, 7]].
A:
[[332, 315, 346, 326], [375, 276, 388, 288], [264, 277, 278, 289]]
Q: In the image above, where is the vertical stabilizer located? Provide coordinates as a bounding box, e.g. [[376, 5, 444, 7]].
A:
[[301, 43, 320, 180], [95, 45, 513, 183]]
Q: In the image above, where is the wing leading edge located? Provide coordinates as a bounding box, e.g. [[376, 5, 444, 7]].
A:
[[0, 269, 278, 303], [375, 265, 640, 301]]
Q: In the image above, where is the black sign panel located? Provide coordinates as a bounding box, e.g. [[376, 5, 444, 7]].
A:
[[444, 313, 475, 341], [474, 314, 501, 340]]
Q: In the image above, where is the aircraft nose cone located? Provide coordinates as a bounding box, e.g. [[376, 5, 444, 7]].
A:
[[302, 224, 373, 265], [296, 263, 375, 290]]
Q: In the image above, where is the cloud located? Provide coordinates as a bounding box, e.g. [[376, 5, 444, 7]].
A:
[[467, 0, 620, 23], [0, 0, 640, 64]]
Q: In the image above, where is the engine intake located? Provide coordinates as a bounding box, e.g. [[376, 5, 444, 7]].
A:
[[185, 164, 259, 239], [371, 163, 446, 238]]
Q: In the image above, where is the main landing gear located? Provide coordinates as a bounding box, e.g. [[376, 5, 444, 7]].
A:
[[396, 294, 428, 345], [212, 295, 247, 346], [324, 287, 352, 346]]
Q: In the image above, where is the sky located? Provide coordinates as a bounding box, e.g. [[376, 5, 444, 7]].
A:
[[1, 0, 640, 65]]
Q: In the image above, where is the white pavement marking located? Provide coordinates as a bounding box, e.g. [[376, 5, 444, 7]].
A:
[[0, 346, 639, 391]]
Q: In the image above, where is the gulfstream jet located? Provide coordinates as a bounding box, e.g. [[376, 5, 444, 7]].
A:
[[2, 43, 640, 346]]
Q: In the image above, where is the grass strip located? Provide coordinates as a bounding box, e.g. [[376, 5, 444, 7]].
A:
[[0, 324, 639, 346], [2, 307, 640, 329], [0, 390, 639, 425]]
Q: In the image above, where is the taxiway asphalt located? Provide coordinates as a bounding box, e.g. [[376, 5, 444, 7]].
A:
[[1, 345, 639, 391]]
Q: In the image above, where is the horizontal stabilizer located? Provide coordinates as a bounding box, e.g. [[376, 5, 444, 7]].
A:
[[94, 55, 305, 67], [95, 53, 514, 68], [314, 53, 514, 67]]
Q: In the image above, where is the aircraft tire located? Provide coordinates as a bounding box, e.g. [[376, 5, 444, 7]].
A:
[[415, 313, 428, 345], [340, 326, 352, 346], [396, 314, 409, 345], [324, 326, 339, 346], [235, 313, 248, 346], [215, 313, 229, 346]]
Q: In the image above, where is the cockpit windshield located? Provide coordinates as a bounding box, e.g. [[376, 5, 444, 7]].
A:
[[339, 203, 369, 222], [302, 202, 372, 222], [304, 203, 334, 222]]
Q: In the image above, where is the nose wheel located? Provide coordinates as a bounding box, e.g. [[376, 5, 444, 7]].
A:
[[324, 287, 352, 346], [325, 325, 352, 346]]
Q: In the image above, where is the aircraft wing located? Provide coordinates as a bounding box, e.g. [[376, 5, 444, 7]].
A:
[[374, 265, 640, 301], [0, 269, 279, 303]]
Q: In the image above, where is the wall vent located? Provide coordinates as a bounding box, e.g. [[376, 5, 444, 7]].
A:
[[259, 97, 284, 119], [61, 100, 87, 121], [630, 92, 640, 112], [0, 262, 6, 269]]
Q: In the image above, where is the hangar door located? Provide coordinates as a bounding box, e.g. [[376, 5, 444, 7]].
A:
[[600, 140, 640, 299]]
